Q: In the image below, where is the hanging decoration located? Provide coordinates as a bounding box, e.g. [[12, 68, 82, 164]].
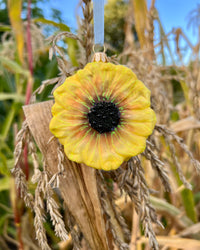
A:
[[49, 0, 156, 170]]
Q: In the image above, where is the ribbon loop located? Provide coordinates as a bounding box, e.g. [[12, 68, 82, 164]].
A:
[[93, 0, 104, 46]]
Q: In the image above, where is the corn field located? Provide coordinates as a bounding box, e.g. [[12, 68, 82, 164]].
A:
[[0, 0, 200, 249]]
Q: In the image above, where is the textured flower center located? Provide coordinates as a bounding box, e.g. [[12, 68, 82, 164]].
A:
[[88, 101, 120, 133]]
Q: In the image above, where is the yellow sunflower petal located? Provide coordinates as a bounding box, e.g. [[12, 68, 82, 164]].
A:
[[111, 127, 147, 158], [77, 63, 138, 103], [50, 61, 156, 171], [64, 128, 93, 163], [49, 116, 82, 141], [80, 132, 101, 168], [97, 134, 125, 170], [124, 108, 156, 126], [77, 133, 124, 170], [51, 102, 64, 116], [118, 80, 151, 110], [54, 75, 93, 113], [122, 108, 156, 136]]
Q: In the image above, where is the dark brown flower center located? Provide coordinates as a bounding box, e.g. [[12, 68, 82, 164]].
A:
[[88, 101, 120, 133]]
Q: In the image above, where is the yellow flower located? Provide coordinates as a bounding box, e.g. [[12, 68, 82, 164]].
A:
[[50, 62, 156, 170]]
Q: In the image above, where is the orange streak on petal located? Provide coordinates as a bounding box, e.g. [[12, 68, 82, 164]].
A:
[[123, 108, 156, 122], [111, 127, 146, 158], [64, 128, 93, 163], [97, 133, 124, 170]]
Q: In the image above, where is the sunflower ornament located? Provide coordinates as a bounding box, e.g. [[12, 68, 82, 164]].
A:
[[49, 52, 156, 170]]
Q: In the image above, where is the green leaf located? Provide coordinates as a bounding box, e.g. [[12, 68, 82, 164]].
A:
[[34, 18, 79, 66], [171, 162, 197, 223], [0, 24, 11, 32], [0, 152, 11, 176], [181, 188, 197, 223], [0, 93, 25, 102], [180, 80, 193, 113], [150, 196, 193, 228], [0, 102, 20, 141], [161, 138, 198, 223], [0, 176, 10, 192], [0, 214, 10, 234], [65, 38, 79, 66], [34, 18, 70, 31], [0, 136, 12, 152], [0, 56, 29, 77]]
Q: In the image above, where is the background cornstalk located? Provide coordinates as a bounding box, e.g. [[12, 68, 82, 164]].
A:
[[0, 0, 200, 249]]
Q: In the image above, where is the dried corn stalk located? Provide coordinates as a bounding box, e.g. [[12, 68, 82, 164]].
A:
[[12, 1, 200, 249]]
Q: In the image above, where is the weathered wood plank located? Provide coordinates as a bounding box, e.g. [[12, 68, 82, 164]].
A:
[[23, 101, 110, 250]]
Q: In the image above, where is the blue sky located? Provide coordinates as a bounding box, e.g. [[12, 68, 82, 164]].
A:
[[154, 0, 199, 44], [46, 0, 199, 46], [43, 0, 199, 63]]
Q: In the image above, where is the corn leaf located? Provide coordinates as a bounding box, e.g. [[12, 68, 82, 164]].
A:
[[0, 93, 25, 102], [65, 38, 79, 66], [0, 176, 10, 191], [180, 80, 193, 114], [7, 0, 24, 65], [34, 18, 78, 66], [170, 163, 197, 223], [0, 56, 29, 76], [138, 236, 200, 249], [132, 0, 148, 48], [34, 18, 70, 31], [0, 152, 11, 176], [181, 188, 197, 223], [0, 102, 19, 141], [160, 136, 197, 223], [0, 24, 11, 32], [150, 196, 194, 227]]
